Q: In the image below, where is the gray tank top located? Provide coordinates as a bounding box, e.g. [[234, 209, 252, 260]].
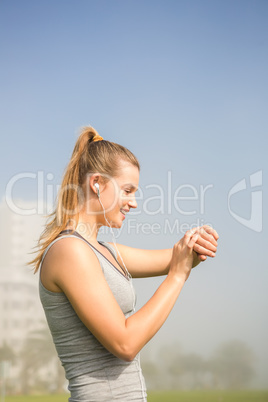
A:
[[39, 231, 147, 401]]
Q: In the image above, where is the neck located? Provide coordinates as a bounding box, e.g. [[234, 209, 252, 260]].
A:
[[66, 215, 101, 244]]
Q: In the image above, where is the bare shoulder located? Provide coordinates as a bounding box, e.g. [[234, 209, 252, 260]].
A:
[[41, 236, 100, 292], [40, 237, 131, 360]]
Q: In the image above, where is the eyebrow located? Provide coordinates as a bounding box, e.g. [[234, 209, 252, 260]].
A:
[[124, 183, 139, 191]]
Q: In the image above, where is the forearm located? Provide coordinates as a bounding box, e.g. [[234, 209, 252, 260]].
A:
[[118, 225, 218, 278], [123, 272, 185, 360], [128, 248, 173, 278]]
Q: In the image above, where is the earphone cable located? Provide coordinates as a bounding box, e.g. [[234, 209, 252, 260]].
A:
[[98, 196, 131, 279]]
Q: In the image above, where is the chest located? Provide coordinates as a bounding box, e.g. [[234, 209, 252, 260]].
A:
[[94, 253, 135, 316], [94, 243, 127, 278]]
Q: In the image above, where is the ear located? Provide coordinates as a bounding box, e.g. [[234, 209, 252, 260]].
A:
[[88, 173, 102, 196]]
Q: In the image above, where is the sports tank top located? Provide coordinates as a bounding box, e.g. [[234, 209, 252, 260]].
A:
[[39, 231, 147, 401]]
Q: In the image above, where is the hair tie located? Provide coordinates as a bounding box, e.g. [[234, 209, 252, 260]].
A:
[[92, 134, 103, 142]]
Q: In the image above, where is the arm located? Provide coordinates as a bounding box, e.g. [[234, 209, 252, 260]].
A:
[[115, 225, 219, 278], [114, 246, 173, 278], [50, 233, 198, 362]]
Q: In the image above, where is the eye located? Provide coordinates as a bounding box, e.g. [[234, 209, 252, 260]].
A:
[[124, 189, 131, 194]]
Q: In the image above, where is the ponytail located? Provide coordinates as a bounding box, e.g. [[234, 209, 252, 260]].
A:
[[29, 126, 139, 273]]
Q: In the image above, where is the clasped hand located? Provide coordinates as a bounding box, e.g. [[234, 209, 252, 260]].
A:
[[190, 225, 219, 267]]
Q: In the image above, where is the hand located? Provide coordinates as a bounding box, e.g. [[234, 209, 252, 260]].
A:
[[191, 225, 219, 267], [169, 231, 200, 282]]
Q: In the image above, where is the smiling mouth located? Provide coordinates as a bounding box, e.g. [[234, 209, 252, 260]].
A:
[[120, 209, 128, 216]]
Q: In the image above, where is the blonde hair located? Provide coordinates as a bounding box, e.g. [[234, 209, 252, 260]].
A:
[[30, 126, 140, 273]]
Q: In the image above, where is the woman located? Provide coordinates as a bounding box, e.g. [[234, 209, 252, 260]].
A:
[[31, 126, 218, 401]]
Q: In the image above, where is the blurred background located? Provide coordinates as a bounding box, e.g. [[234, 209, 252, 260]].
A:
[[0, 0, 267, 395]]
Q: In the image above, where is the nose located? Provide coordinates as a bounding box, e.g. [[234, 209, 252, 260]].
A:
[[128, 196, 137, 209]]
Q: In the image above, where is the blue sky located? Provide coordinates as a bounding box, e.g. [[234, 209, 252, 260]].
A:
[[1, 0, 267, 387]]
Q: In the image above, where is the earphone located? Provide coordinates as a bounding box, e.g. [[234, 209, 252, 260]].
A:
[[93, 182, 132, 282], [94, 183, 100, 197]]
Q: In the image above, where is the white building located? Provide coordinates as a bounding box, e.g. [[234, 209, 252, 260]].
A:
[[0, 199, 47, 351]]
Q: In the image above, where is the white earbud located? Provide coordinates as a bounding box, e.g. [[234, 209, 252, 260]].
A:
[[94, 183, 100, 197]]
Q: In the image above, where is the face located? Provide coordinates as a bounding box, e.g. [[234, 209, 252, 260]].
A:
[[100, 160, 139, 228]]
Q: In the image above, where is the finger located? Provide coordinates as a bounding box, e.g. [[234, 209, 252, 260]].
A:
[[194, 242, 216, 257], [188, 233, 199, 248], [185, 227, 199, 239], [202, 225, 219, 241], [196, 235, 217, 252], [184, 228, 202, 247], [198, 254, 207, 261], [188, 226, 218, 246], [184, 229, 194, 242], [198, 227, 218, 248]]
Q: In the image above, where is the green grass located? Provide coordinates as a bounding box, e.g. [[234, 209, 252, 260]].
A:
[[5, 397, 67, 402], [148, 390, 268, 401], [4, 390, 268, 402]]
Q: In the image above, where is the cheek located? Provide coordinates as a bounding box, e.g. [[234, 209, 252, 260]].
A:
[[104, 189, 121, 211], [119, 193, 130, 206]]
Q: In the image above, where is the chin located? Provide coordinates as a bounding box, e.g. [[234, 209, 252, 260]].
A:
[[104, 214, 123, 229], [109, 219, 123, 229], [112, 222, 122, 229]]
